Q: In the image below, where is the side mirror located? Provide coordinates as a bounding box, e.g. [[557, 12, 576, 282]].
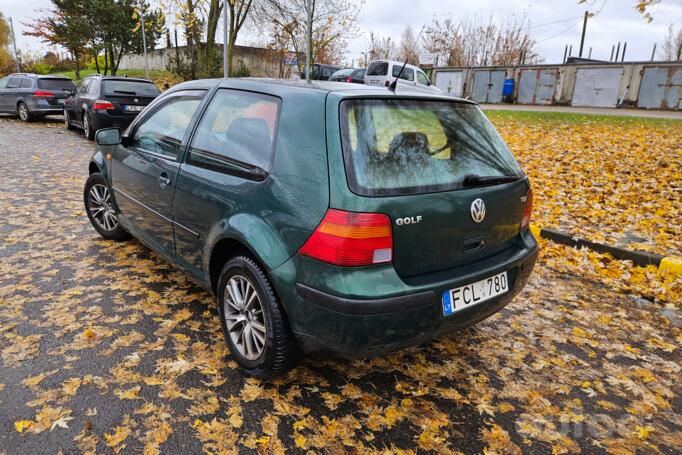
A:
[[95, 128, 121, 146]]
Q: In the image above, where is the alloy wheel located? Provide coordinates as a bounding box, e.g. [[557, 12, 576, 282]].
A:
[[83, 115, 90, 138], [64, 109, 70, 126], [18, 104, 29, 121], [223, 275, 267, 361], [87, 184, 118, 232]]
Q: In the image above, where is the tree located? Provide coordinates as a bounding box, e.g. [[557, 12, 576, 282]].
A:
[[423, 14, 538, 67], [262, 0, 361, 72], [660, 24, 682, 61], [25, 0, 164, 77], [225, 0, 255, 75], [0, 12, 14, 74], [397, 25, 420, 65], [24, 0, 89, 79], [359, 32, 396, 67]]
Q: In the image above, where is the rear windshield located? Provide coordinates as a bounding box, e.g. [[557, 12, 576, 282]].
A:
[[102, 80, 160, 97], [340, 99, 523, 196], [367, 62, 388, 76], [38, 79, 75, 91], [332, 69, 354, 77]]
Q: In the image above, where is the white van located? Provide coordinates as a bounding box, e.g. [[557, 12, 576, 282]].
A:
[[364, 60, 442, 94]]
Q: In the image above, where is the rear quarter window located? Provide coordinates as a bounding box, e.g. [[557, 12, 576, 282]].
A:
[[367, 62, 388, 76], [187, 90, 280, 176]]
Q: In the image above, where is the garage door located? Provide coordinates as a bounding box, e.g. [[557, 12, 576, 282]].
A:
[[435, 70, 463, 97], [638, 66, 682, 109], [517, 69, 558, 104], [472, 70, 506, 103], [571, 68, 622, 108]]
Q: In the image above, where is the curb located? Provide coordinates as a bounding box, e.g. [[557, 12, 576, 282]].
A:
[[530, 223, 681, 275]]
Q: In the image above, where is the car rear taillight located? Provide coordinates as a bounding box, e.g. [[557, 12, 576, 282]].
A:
[[346, 76, 353, 83], [93, 100, 115, 110], [521, 188, 533, 230], [299, 209, 393, 266], [33, 90, 54, 97]]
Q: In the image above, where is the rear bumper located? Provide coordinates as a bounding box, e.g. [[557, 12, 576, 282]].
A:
[[271, 231, 539, 358], [90, 113, 136, 132]]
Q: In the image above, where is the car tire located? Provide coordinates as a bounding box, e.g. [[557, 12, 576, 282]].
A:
[[83, 173, 130, 241], [217, 256, 299, 379], [17, 102, 31, 122], [64, 109, 76, 130], [83, 113, 94, 140]]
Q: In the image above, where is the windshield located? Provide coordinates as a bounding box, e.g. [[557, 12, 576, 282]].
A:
[[38, 79, 75, 91], [103, 80, 160, 96], [340, 99, 523, 196]]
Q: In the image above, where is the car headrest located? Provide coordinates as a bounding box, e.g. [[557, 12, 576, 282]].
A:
[[387, 132, 430, 162]]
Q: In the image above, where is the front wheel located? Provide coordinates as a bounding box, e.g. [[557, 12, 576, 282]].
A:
[[217, 256, 299, 379], [64, 109, 76, 130], [83, 173, 130, 241]]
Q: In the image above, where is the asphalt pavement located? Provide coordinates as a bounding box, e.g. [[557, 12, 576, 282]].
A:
[[0, 115, 680, 454]]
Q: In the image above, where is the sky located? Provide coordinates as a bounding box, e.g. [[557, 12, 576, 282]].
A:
[[2, 0, 682, 64]]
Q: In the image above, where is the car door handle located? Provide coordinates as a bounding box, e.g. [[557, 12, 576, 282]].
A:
[[158, 173, 171, 189]]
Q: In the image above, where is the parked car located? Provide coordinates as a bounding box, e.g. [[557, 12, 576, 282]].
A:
[[329, 68, 366, 84], [365, 60, 441, 94], [64, 74, 161, 140], [299, 63, 342, 81], [0, 73, 76, 121], [84, 78, 537, 378]]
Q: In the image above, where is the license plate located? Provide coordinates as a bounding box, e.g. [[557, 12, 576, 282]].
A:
[[442, 271, 508, 316], [123, 105, 143, 112]]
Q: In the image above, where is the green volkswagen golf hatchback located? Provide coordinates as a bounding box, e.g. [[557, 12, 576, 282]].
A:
[[84, 78, 538, 378]]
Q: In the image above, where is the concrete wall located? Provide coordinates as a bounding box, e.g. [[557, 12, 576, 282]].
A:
[[119, 45, 302, 78], [433, 61, 682, 109]]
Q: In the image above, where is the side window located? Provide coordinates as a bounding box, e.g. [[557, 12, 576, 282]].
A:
[[187, 89, 280, 176], [392, 66, 415, 81], [0, 77, 8, 89], [20, 78, 33, 88], [88, 80, 99, 95], [129, 91, 204, 159], [417, 71, 430, 86], [78, 80, 91, 94], [7, 77, 22, 89]]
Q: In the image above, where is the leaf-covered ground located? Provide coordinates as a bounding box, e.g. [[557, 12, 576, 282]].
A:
[[0, 114, 680, 454]]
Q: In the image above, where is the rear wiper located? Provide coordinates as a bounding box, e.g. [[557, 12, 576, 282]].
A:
[[113, 90, 136, 95], [462, 174, 522, 187]]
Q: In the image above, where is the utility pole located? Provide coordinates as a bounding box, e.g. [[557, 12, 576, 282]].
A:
[[223, 0, 228, 77], [621, 42, 627, 62], [578, 10, 588, 58], [139, 2, 149, 79], [305, 0, 313, 82], [8, 17, 20, 72], [650, 43, 657, 61]]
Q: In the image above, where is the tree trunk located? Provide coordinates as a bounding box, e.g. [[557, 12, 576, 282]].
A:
[[205, 0, 221, 76], [92, 43, 100, 74], [103, 47, 108, 75]]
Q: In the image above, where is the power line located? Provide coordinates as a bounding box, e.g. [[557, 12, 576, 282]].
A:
[[535, 18, 583, 44], [527, 16, 582, 30]]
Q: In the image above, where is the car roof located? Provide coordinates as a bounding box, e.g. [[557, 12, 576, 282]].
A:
[[86, 75, 155, 83], [7, 73, 72, 80], [168, 77, 476, 104]]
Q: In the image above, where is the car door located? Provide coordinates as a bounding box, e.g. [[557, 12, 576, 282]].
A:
[[0, 76, 9, 111], [172, 89, 281, 276], [110, 90, 205, 256], [4, 77, 23, 112], [66, 79, 90, 124]]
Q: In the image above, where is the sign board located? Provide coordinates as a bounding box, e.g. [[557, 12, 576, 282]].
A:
[[419, 53, 435, 66]]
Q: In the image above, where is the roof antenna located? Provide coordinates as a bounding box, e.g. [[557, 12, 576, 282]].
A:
[[388, 25, 426, 93]]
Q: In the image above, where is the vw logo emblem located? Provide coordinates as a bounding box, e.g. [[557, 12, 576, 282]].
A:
[[470, 198, 486, 223]]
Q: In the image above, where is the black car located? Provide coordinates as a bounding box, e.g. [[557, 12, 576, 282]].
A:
[[0, 73, 76, 121], [329, 68, 366, 84], [299, 63, 342, 81], [64, 75, 161, 139]]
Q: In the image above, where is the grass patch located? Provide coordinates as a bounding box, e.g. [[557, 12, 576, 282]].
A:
[[484, 109, 682, 126]]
